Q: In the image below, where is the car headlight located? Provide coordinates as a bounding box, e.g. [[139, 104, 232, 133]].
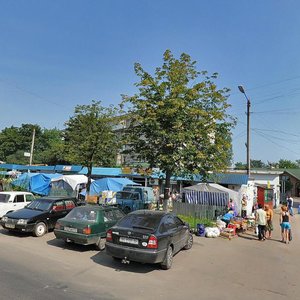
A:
[[17, 219, 28, 225], [2, 216, 8, 222]]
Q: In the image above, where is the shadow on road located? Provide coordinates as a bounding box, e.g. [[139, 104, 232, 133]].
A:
[[237, 231, 283, 243], [90, 251, 160, 274], [0, 228, 32, 238], [47, 237, 98, 252]]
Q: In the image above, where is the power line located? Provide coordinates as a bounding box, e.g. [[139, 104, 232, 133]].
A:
[[252, 130, 300, 156]]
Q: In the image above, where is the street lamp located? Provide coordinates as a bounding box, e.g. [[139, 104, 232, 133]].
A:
[[238, 85, 251, 176]]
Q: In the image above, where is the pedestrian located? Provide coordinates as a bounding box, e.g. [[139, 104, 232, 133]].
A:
[[280, 205, 291, 244], [264, 204, 274, 239], [241, 195, 247, 218], [286, 194, 294, 216], [221, 208, 234, 227], [228, 199, 235, 211], [255, 204, 267, 241]]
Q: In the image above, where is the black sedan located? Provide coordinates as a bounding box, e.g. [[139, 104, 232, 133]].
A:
[[105, 210, 193, 270], [0, 196, 76, 237]]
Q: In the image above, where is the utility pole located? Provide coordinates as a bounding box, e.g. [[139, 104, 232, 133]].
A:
[[29, 128, 36, 166], [238, 85, 251, 176]]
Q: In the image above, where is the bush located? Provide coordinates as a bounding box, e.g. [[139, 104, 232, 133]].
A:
[[178, 214, 215, 229]]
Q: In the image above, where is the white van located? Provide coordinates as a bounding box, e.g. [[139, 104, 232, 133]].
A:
[[0, 191, 35, 218]]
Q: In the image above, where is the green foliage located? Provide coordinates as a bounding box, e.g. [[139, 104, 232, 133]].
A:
[[278, 159, 299, 169], [0, 125, 66, 165], [122, 50, 235, 186], [64, 101, 120, 191], [178, 214, 215, 229]]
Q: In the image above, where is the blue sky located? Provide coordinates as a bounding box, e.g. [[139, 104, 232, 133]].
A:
[[1, 0, 300, 164]]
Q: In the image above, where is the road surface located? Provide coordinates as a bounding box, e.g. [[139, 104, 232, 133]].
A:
[[0, 208, 299, 300]]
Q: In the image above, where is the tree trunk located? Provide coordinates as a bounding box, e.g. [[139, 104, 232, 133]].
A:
[[163, 170, 171, 211], [86, 164, 93, 199]]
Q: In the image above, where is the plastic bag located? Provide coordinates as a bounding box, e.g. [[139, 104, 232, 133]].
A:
[[196, 224, 206, 237], [205, 227, 220, 238]]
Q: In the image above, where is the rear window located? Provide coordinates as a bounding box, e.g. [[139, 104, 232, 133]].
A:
[[117, 213, 161, 231], [65, 207, 98, 222], [0, 194, 10, 203], [113, 209, 125, 219]]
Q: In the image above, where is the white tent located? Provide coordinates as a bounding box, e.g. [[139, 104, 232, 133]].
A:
[[50, 175, 94, 197], [183, 183, 240, 211], [51, 175, 90, 190]]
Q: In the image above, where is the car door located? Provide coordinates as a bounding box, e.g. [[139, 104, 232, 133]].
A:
[[164, 215, 182, 253], [48, 200, 68, 229], [174, 216, 189, 249], [13, 194, 26, 211]]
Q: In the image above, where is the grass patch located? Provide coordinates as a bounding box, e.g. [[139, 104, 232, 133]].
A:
[[178, 214, 215, 229]]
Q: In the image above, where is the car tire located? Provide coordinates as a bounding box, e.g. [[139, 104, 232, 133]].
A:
[[183, 233, 193, 250], [33, 222, 47, 237], [161, 245, 173, 270], [95, 237, 106, 251]]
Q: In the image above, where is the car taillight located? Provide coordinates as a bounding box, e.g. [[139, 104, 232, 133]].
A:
[[55, 222, 61, 230], [106, 229, 113, 241], [147, 235, 158, 249], [83, 226, 91, 235]]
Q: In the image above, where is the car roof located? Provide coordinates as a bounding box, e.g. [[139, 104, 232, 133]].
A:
[[129, 210, 169, 217], [35, 196, 76, 202], [0, 191, 33, 195], [78, 205, 121, 211]]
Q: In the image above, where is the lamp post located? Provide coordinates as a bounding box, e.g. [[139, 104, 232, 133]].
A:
[[238, 85, 251, 176]]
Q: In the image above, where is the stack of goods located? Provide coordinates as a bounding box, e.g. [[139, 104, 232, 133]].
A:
[[220, 227, 236, 240]]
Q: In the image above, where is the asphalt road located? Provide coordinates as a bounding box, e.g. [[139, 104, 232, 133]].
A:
[[1, 209, 300, 300]]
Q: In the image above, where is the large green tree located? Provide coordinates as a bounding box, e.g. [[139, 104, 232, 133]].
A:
[[64, 101, 120, 193], [278, 159, 299, 169], [0, 124, 66, 165], [122, 50, 235, 209]]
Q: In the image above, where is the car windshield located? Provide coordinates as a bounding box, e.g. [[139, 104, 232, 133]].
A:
[[117, 213, 161, 231], [0, 194, 10, 203], [116, 192, 138, 200], [27, 200, 52, 211], [65, 207, 98, 222]]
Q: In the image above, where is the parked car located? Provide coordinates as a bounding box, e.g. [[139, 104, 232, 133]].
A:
[[105, 210, 193, 269], [116, 186, 155, 214], [0, 196, 76, 237], [0, 191, 35, 218], [54, 205, 125, 250]]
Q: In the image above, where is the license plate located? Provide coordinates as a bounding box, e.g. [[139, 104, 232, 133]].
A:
[[64, 227, 77, 233], [5, 223, 15, 229], [119, 237, 138, 245]]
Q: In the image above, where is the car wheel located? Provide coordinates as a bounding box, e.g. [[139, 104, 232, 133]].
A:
[[95, 237, 106, 251], [161, 245, 173, 270], [183, 233, 193, 250], [33, 222, 47, 237]]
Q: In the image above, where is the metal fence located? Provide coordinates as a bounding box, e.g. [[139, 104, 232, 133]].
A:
[[172, 201, 227, 220]]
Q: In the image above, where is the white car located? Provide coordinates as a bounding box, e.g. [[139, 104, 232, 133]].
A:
[[0, 191, 35, 218]]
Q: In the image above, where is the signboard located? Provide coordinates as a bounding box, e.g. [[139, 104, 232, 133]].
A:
[[62, 166, 72, 171]]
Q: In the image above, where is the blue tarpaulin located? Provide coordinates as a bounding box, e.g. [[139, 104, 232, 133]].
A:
[[12, 173, 61, 195], [89, 177, 138, 195]]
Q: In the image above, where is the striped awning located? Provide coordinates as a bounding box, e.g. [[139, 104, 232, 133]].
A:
[[185, 190, 229, 206]]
